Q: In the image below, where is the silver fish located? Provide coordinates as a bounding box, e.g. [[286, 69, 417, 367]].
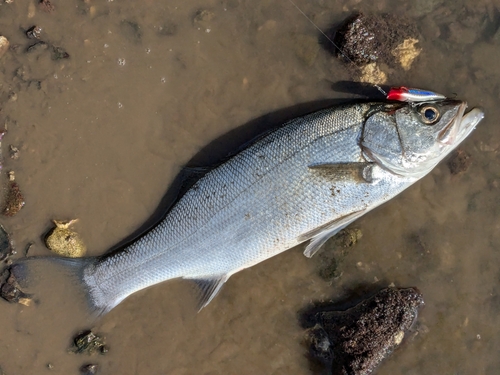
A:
[[13, 99, 484, 316]]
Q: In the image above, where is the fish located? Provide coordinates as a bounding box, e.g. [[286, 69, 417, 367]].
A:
[[9, 98, 484, 317]]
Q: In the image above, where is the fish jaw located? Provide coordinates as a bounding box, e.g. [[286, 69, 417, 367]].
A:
[[440, 106, 484, 146]]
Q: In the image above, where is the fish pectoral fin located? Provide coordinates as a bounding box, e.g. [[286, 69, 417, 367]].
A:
[[188, 275, 228, 311], [300, 209, 366, 258], [308, 162, 374, 183]]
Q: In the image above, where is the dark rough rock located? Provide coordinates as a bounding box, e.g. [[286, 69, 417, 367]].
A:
[[304, 287, 424, 375], [70, 330, 108, 355], [0, 268, 32, 305], [447, 148, 472, 175], [26, 26, 42, 40], [2, 174, 25, 217], [331, 13, 419, 67]]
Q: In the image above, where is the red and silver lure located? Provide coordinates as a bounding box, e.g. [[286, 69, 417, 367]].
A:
[[386, 86, 446, 102]]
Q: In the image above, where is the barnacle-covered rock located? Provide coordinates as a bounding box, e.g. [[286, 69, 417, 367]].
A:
[[304, 287, 424, 374], [2, 171, 25, 217], [45, 219, 86, 257], [331, 13, 420, 82], [0, 269, 32, 306], [70, 330, 108, 355]]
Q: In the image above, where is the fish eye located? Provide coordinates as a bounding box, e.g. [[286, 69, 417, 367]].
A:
[[419, 106, 440, 124]]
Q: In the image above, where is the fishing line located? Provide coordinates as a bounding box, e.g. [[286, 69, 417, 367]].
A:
[[285, 0, 388, 97]]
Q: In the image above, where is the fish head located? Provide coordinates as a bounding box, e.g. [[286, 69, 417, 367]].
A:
[[361, 100, 484, 178]]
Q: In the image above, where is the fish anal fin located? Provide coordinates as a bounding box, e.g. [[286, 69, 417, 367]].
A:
[[308, 162, 374, 183], [300, 209, 366, 258], [188, 275, 228, 311]]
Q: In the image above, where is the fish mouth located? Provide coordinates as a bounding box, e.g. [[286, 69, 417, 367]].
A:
[[438, 103, 484, 146]]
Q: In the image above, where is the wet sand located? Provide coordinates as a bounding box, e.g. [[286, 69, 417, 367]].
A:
[[0, 0, 499, 373]]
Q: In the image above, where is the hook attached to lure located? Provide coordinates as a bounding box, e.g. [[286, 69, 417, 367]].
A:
[[386, 87, 446, 102]]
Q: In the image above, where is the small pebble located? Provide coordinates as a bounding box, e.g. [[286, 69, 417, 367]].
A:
[[2, 172, 25, 217], [9, 145, 19, 160], [80, 364, 98, 375], [26, 25, 42, 39], [0, 272, 32, 306], [447, 148, 472, 175], [0, 36, 9, 59], [70, 330, 108, 355]]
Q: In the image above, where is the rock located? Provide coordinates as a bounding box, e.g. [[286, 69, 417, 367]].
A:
[[391, 38, 421, 71], [80, 364, 98, 375], [0, 270, 32, 306], [2, 171, 25, 217], [26, 25, 42, 39], [45, 219, 86, 258], [0, 36, 9, 59], [70, 330, 108, 355], [336, 228, 363, 248], [359, 62, 387, 85], [331, 13, 420, 81], [304, 287, 424, 374], [9, 145, 19, 160], [447, 148, 472, 175], [334, 13, 380, 64]]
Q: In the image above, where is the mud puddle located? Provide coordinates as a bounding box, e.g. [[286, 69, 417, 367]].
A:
[[0, 0, 499, 374]]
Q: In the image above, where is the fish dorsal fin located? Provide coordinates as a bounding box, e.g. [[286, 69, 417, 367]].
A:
[[308, 162, 375, 183], [299, 209, 366, 258], [189, 275, 228, 311]]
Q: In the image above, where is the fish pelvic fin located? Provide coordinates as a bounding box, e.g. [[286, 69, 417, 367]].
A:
[[188, 275, 228, 311], [300, 209, 366, 258]]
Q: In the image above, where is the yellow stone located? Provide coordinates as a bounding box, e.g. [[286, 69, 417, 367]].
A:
[[45, 219, 87, 258], [0, 36, 9, 59], [392, 38, 421, 71], [359, 63, 387, 85]]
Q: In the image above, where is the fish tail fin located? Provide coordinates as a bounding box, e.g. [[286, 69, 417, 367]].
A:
[[3, 256, 107, 320]]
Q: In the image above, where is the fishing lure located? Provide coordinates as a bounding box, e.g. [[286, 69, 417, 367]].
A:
[[386, 87, 446, 102]]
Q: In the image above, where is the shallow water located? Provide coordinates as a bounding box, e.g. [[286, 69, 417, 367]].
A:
[[0, 0, 499, 374]]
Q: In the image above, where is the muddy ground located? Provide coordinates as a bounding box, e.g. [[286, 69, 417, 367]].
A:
[[0, 0, 499, 374]]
